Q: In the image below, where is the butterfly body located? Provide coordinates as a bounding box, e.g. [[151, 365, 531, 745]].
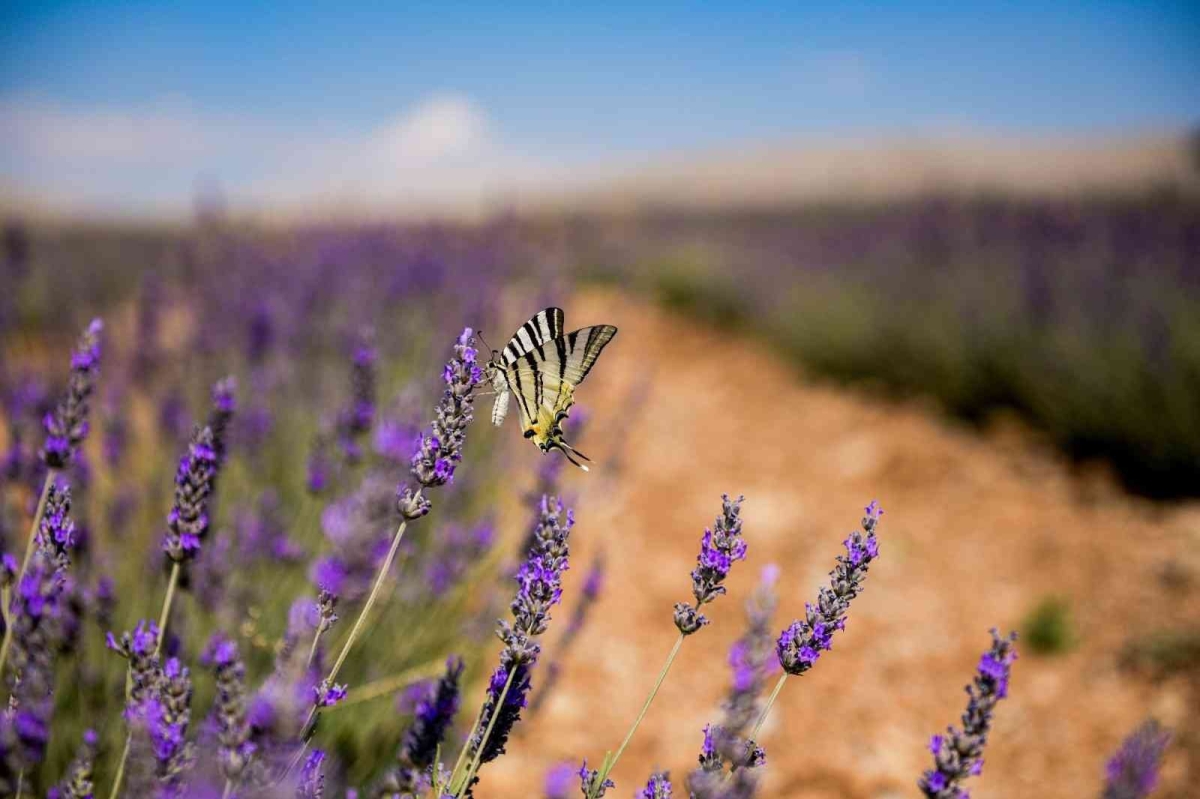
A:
[[484, 307, 617, 470]]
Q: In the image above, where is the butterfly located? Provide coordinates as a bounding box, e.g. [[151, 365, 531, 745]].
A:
[[483, 308, 617, 471]]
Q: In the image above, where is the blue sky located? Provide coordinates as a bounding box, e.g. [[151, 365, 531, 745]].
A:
[[2, 2, 1198, 215]]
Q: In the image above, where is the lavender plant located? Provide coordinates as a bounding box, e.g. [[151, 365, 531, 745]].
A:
[[918, 629, 1019, 798], [1101, 719, 1171, 799], [446, 495, 575, 797], [582, 495, 747, 798]]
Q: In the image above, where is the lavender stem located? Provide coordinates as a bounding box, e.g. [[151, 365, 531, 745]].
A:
[[17, 469, 56, 580], [287, 499, 421, 775], [593, 631, 686, 797], [155, 563, 181, 657], [446, 701, 488, 794], [107, 737, 132, 799], [746, 673, 787, 745], [0, 471, 57, 677], [457, 666, 518, 796]]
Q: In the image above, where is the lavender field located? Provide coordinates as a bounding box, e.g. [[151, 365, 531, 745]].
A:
[[0, 194, 1196, 797]]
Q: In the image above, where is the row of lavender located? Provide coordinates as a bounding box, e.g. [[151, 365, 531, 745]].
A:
[[0, 314, 1172, 798], [567, 194, 1200, 498]]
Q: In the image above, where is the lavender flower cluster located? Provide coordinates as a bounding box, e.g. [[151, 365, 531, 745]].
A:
[[0, 261, 1177, 799]]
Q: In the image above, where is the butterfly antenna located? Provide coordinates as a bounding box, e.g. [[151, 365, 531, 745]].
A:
[[477, 329, 495, 357]]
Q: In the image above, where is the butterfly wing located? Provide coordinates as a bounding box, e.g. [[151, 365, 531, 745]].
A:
[[501, 308, 565, 365], [504, 324, 618, 443]]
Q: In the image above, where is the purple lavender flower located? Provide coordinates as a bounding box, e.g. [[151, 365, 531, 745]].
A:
[[776, 501, 881, 676], [637, 771, 673, 798], [35, 482, 76, 572], [405, 327, 481, 493], [106, 620, 161, 705], [0, 544, 69, 785], [306, 437, 332, 495], [102, 387, 130, 468], [54, 728, 98, 799], [337, 327, 377, 463], [380, 656, 464, 794], [207, 375, 237, 468], [1103, 719, 1171, 799], [202, 633, 257, 788], [41, 318, 103, 469], [918, 629, 1018, 798], [721, 564, 779, 734], [401, 656, 464, 769], [314, 679, 348, 707], [673, 494, 746, 636], [544, 762, 576, 799], [578, 760, 615, 798], [685, 725, 764, 799], [297, 749, 327, 799], [465, 496, 574, 784], [162, 425, 218, 563]]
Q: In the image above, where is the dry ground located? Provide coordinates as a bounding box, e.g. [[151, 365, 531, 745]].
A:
[[481, 289, 1198, 797]]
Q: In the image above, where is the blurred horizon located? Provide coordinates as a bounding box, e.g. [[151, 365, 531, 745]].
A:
[[3, 2, 1199, 220]]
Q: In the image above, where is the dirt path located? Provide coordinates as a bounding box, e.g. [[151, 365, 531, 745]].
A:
[[483, 289, 1198, 798]]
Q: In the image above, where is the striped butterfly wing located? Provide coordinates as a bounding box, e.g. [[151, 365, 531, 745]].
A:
[[501, 307, 565, 365], [505, 325, 618, 430]]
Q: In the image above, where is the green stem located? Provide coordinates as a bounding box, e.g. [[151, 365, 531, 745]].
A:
[[17, 470, 55, 580], [15, 768, 24, 799], [303, 626, 324, 671], [107, 736, 132, 799], [446, 701, 487, 793], [285, 502, 419, 777], [155, 563, 181, 656], [0, 471, 56, 679], [593, 632, 686, 797], [747, 672, 787, 744], [457, 666, 518, 796], [221, 780, 233, 799]]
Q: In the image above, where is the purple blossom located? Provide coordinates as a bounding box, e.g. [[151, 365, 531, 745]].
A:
[[298, 749, 326, 799], [776, 501, 881, 676], [578, 760, 615, 798], [162, 426, 219, 563], [41, 318, 103, 469], [405, 327, 481, 492], [721, 564, 779, 734], [207, 375, 237, 467], [54, 727, 99, 799], [203, 633, 256, 787], [674, 494, 746, 636], [1103, 719, 1171, 799], [543, 762, 577, 799], [336, 327, 376, 463], [314, 679, 348, 707], [637, 771, 674, 799], [464, 495, 574, 784], [919, 629, 1018, 798]]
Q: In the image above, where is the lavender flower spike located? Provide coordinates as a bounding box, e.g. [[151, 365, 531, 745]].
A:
[[674, 494, 747, 635], [406, 327, 482, 492], [202, 634, 256, 789], [454, 496, 574, 795], [919, 629, 1018, 798], [337, 326, 376, 463], [637, 771, 674, 798], [776, 501, 881, 677], [54, 729, 99, 799], [162, 426, 218, 563], [207, 375, 237, 468], [1102, 719, 1171, 799], [41, 318, 103, 469]]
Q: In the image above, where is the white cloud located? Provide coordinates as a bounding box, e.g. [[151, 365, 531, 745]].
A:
[[0, 92, 554, 218]]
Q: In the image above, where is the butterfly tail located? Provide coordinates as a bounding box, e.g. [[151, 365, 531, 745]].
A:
[[552, 441, 591, 472]]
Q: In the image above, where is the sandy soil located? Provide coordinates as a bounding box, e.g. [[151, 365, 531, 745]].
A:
[[480, 289, 1198, 798]]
